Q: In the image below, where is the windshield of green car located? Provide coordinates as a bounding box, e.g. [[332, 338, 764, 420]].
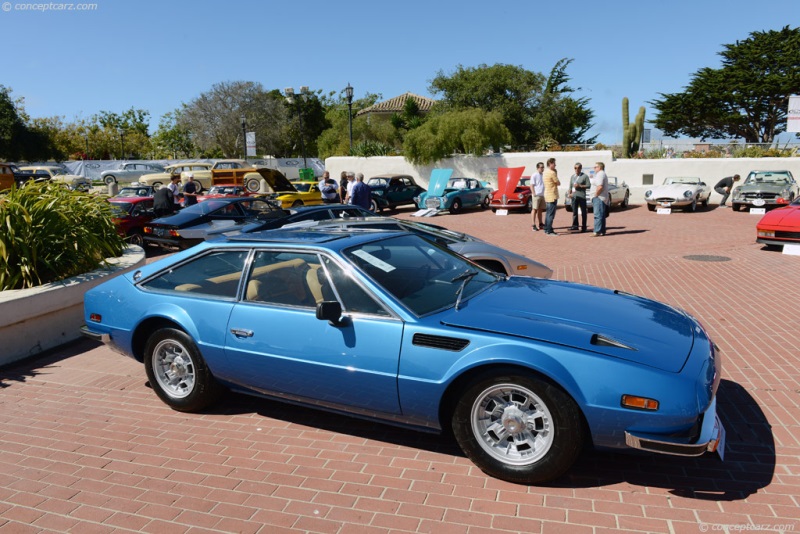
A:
[[745, 171, 791, 185], [344, 234, 498, 316]]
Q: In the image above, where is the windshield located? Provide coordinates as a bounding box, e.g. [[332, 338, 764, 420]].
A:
[[664, 177, 700, 185], [744, 171, 791, 185], [344, 234, 498, 316], [293, 182, 314, 192], [109, 202, 132, 216], [208, 186, 239, 195]]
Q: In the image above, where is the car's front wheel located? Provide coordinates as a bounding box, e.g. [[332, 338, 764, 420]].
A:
[[647, 203, 656, 211], [292, 200, 304, 207], [450, 198, 463, 214], [104, 175, 116, 185], [151, 181, 162, 189], [686, 198, 697, 212], [525, 197, 533, 213], [622, 192, 630, 208], [481, 195, 490, 209], [144, 328, 222, 412], [451, 371, 584, 484], [732, 204, 742, 212], [370, 198, 381, 213]]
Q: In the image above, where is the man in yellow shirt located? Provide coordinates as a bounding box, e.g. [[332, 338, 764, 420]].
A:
[[543, 158, 561, 235]]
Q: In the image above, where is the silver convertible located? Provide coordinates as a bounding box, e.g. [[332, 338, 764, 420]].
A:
[[644, 177, 711, 212]]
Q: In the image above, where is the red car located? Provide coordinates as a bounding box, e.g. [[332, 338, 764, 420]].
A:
[[108, 196, 156, 247], [488, 167, 531, 213], [756, 196, 800, 248], [197, 183, 256, 203]]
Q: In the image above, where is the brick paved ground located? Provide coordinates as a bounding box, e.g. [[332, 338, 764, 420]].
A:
[[1, 202, 799, 534]]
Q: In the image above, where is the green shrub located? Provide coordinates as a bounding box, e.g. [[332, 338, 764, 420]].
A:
[[0, 182, 125, 290]]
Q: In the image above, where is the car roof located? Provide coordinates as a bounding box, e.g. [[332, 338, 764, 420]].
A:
[[223, 226, 408, 248]]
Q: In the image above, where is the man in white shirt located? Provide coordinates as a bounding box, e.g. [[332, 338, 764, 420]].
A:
[[529, 162, 545, 231], [590, 162, 609, 236]]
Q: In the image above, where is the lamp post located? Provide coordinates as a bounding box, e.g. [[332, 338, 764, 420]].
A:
[[345, 83, 354, 153], [284, 86, 309, 170], [241, 115, 247, 161], [82, 131, 89, 160], [117, 128, 125, 160]]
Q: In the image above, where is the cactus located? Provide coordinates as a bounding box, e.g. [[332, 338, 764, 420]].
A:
[[622, 98, 645, 158]]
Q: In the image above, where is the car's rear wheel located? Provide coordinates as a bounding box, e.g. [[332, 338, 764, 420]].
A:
[[127, 229, 144, 247], [452, 371, 584, 485], [104, 175, 116, 185], [450, 199, 463, 214], [152, 181, 162, 189], [144, 328, 222, 412]]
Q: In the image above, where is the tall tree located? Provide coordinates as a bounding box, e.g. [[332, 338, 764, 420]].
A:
[[429, 61, 594, 148], [403, 109, 511, 165], [180, 81, 287, 158], [316, 92, 396, 159], [430, 64, 544, 147], [651, 26, 800, 143]]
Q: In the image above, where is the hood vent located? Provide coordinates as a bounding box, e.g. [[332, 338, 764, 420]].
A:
[[591, 333, 636, 351], [413, 333, 470, 352]]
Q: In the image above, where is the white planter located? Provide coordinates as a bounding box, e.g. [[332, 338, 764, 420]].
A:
[[0, 245, 145, 367]]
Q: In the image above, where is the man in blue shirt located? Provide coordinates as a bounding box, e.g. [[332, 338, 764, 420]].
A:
[[350, 173, 372, 211]]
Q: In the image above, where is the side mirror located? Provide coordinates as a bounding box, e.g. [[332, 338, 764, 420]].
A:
[[316, 301, 347, 326]]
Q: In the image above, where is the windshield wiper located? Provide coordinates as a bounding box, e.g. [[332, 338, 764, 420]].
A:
[[451, 270, 478, 310]]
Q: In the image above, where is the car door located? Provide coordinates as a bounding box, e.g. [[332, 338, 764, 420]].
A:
[[224, 250, 403, 414]]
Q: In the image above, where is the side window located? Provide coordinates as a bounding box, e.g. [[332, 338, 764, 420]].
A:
[[321, 256, 390, 317], [402, 178, 413, 187], [245, 251, 322, 308], [142, 250, 249, 298]]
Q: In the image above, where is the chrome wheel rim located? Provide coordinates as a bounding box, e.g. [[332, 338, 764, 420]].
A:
[[470, 383, 554, 466], [152, 339, 196, 399]]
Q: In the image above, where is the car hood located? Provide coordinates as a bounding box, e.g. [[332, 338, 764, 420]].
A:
[[738, 183, 787, 193], [426, 169, 454, 197], [650, 183, 700, 195], [150, 210, 209, 228], [759, 205, 800, 227], [495, 167, 526, 196], [251, 169, 297, 193], [440, 277, 696, 373]]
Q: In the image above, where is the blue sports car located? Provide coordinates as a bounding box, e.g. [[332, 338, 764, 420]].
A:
[[415, 169, 492, 214], [82, 228, 724, 484]]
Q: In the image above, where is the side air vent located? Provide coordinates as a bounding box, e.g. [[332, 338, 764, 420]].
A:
[[591, 333, 636, 351], [413, 333, 470, 352]]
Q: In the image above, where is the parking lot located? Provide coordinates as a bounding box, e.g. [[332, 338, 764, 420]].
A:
[[1, 203, 799, 533]]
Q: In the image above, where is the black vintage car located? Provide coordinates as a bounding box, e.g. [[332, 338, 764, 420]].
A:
[[143, 197, 284, 249]]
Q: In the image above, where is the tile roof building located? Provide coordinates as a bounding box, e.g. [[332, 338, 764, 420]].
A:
[[356, 92, 437, 117]]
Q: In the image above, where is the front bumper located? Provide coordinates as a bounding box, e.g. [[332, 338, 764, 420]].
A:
[[646, 198, 692, 208], [624, 397, 724, 457]]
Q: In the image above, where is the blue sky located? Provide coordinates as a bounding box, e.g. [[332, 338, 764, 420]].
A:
[[2, 0, 797, 145]]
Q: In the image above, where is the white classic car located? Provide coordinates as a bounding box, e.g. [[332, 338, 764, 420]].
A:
[[18, 165, 92, 191], [138, 163, 213, 190], [100, 162, 166, 185], [644, 177, 711, 212]]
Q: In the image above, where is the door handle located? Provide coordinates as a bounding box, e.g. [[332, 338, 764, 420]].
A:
[[230, 328, 254, 338]]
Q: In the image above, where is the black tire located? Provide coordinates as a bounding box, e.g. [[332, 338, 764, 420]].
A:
[[686, 199, 697, 212], [481, 195, 490, 210], [370, 198, 381, 213], [152, 181, 162, 189], [491, 208, 497, 213], [732, 204, 742, 212], [525, 197, 533, 213], [647, 203, 656, 211], [128, 229, 144, 247], [450, 198, 463, 214], [104, 175, 116, 185], [451, 371, 584, 484], [292, 200, 303, 207], [622, 192, 629, 208], [144, 328, 222, 412]]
